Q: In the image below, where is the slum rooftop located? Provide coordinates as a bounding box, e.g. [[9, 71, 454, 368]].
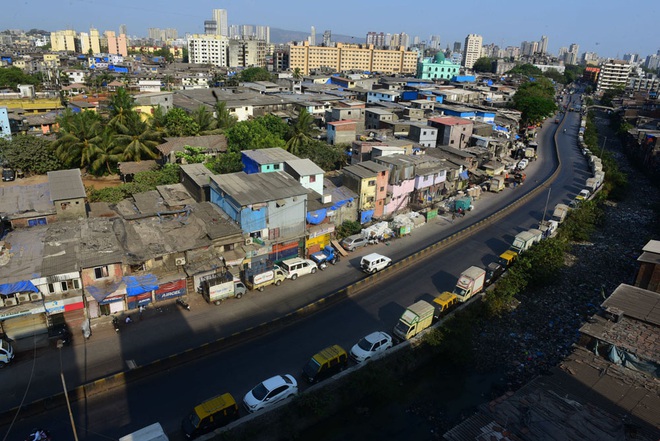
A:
[[241, 147, 299, 164], [47, 168, 86, 201], [210, 171, 308, 206]]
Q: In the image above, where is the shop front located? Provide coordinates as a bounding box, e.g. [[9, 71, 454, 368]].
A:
[[155, 279, 187, 302], [124, 274, 158, 310]]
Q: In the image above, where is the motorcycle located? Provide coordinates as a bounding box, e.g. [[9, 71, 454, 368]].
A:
[[176, 298, 191, 311], [112, 316, 120, 333], [25, 429, 51, 441]]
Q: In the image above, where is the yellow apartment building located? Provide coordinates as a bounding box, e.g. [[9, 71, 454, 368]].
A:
[[289, 42, 417, 75]]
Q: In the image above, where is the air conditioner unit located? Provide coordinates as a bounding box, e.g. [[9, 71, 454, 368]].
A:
[[4, 298, 17, 307], [30, 292, 43, 302], [245, 237, 254, 245], [175, 257, 186, 266], [16, 293, 31, 303]]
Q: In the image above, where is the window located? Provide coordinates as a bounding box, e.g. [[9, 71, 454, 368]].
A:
[[309, 175, 316, 183], [368, 180, 376, 186], [94, 266, 109, 279], [61, 281, 68, 292], [48, 283, 55, 293], [273, 164, 280, 170]]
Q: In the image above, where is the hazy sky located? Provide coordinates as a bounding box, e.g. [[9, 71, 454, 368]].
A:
[[3, 0, 658, 58]]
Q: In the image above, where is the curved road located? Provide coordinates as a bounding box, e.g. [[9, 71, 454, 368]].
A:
[[4, 98, 592, 440]]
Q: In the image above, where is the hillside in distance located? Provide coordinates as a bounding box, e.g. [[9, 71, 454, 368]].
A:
[[269, 27, 365, 45]]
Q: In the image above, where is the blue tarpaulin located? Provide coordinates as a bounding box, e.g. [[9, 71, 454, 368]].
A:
[[360, 210, 374, 224], [307, 208, 327, 225], [124, 274, 159, 297], [0, 281, 38, 296], [459, 171, 469, 180]]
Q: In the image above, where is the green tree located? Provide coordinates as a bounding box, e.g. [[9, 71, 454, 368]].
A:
[[507, 63, 543, 77], [297, 140, 346, 171], [108, 87, 136, 130], [511, 77, 558, 125], [286, 108, 318, 155], [292, 67, 303, 80], [0, 135, 63, 174], [205, 151, 243, 174], [174, 146, 206, 164], [472, 57, 493, 73], [543, 68, 565, 84], [239, 67, 272, 82], [518, 238, 567, 287], [149, 105, 168, 133], [89, 128, 122, 175], [225, 119, 285, 151], [52, 110, 103, 168], [213, 100, 237, 130], [191, 105, 219, 134], [0, 67, 40, 89], [165, 107, 200, 137], [114, 111, 161, 162]]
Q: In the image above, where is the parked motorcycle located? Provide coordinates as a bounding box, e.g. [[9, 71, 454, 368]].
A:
[[25, 428, 50, 441], [176, 298, 191, 311], [112, 316, 120, 333]]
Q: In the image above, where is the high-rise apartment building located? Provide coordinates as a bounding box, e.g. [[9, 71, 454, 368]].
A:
[[256, 26, 270, 44], [212, 9, 228, 36], [366, 32, 386, 48], [322, 30, 331, 47], [188, 34, 230, 67], [289, 41, 417, 75], [564, 43, 579, 65], [310, 26, 316, 46], [119, 24, 127, 36], [453, 41, 461, 53], [204, 20, 217, 35], [520, 41, 538, 57], [538, 35, 548, 55], [240, 25, 255, 38], [80, 28, 101, 55], [462, 34, 482, 69], [229, 25, 240, 39], [50, 30, 77, 52], [228, 38, 267, 68], [105, 31, 127, 57], [596, 60, 632, 92]]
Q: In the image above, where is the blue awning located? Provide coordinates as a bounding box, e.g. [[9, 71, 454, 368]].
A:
[[0, 281, 38, 296], [124, 274, 159, 297], [459, 171, 469, 180]]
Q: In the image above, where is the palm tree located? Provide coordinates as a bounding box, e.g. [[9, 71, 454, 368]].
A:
[[115, 111, 161, 162], [108, 87, 135, 130], [192, 105, 219, 134], [285, 108, 318, 155], [52, 110, 103, 169], [211, 96, 237, 130], [90, 128, 123, 175], [292, 67, 302, 80], [149, 105, 168, 134]]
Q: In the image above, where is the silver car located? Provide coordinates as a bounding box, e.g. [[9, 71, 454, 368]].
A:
[[340, 234, 367, 252]]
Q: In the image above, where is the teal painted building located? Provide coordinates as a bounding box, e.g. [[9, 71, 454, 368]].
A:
[[416, 53, 460, 81]]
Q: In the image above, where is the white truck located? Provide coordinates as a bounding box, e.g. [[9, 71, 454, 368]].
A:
[[1, 339, 14, 367], [200, 275, 247, 305], [244, 267, 286, 292], [551, 204, 569, 223], [452, 266, 486, 302], [392, 300, 435, 342], [511, 231, 537, 254], [119, 422, 169, 441]]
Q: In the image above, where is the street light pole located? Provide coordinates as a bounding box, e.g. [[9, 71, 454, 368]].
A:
[[541, 187, 551, 225], [600, 136, 607, 157]]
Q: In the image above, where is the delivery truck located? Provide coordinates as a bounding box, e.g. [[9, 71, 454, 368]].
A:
[[119, 422, 169, 441], [393, 300, 435, 342], [551, 204, 569, 223], [452, 266, 486, 302], [244, 267, 286, 292], [200, 273, 247, 305], [511, 231, 537, 254]]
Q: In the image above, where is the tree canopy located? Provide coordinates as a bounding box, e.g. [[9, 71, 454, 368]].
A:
[[0, 67, 41, 89], [472, 57, 494, 73], [511, 77, 558, 125], [0, 135, 63, 174]]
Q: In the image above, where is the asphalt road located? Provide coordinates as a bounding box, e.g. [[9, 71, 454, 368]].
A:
[[2, 97, 591, 441]]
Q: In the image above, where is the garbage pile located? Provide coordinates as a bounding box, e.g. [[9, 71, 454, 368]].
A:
[[472, 148, 659, 390]]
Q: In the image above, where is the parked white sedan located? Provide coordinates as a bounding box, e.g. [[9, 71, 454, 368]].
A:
[[243, 374, 297, 412], [350, 331, 393, 363]]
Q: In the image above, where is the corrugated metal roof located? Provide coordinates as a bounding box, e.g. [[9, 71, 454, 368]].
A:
[[180, 163, 213, 188], [0, 183, 55, 218], [603, 284, 660, 325], [285, 158, 324, 176], [210, 171, 308, 206], [241, 148, 299, 164], [47, 169, 86, 201]]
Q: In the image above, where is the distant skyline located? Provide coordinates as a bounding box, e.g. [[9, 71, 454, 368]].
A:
[[3, 0, 659, 58]]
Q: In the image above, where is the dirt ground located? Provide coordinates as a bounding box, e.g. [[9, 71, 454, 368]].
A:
[[0, 173, 122, 190]]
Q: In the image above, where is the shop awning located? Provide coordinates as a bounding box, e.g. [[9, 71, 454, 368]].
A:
[[124, 274, 159, 297]]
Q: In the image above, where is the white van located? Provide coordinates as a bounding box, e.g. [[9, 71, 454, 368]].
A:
[[279, 258, 318, 280], [1, 339, 14, 367], [360, 253, 392, 274]]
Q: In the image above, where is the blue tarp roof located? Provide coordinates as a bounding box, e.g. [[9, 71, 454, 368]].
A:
[[124, 274, 159, 296], [0, 281, 39, 296]]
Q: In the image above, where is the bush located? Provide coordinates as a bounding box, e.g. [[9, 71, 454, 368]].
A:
[[336, 221, 362, 240]]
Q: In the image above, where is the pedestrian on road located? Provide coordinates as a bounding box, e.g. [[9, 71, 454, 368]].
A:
[[125, 315, 133, 324], [451, 212, 456, 223], [139, 305, 144, 320]]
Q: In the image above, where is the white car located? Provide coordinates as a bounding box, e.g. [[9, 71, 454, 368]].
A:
[[576, 189, 591, 201], [243, 374, 297, 412], [517, 159, 529, 170], [279, 258, 318, 280], [360, 253, 392, 274], [350, 331, 393, 363]]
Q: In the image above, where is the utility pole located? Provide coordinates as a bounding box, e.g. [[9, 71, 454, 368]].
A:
[[600, 136, 607, 157], [58, 340, 79, 441], [541, 187, 551, 225]]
